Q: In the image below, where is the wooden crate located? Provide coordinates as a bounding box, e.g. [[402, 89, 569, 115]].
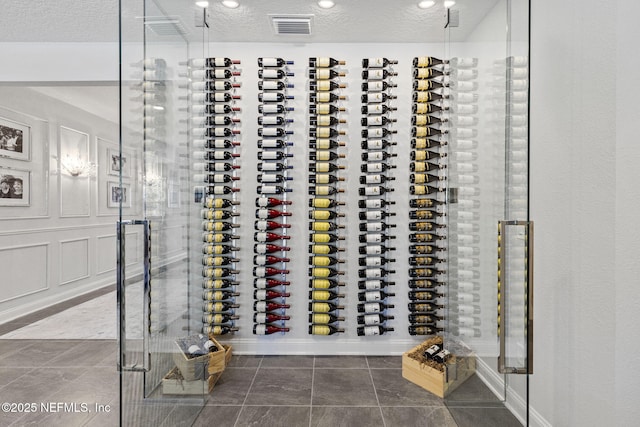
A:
[[162, 366, 223, 395], [402, 341, 476, 398], [208, 339, 232, 375], [173, 336, 225, 381]]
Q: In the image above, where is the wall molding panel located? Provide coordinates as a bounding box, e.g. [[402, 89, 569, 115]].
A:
[[0, 242, 49, 303], [59, 237, 90, 285]]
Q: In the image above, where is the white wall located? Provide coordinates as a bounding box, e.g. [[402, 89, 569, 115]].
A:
[[530, 0, 640, 425]]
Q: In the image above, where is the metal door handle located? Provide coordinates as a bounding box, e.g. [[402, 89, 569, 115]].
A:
[[117, 219, 151, 372], [498, 220, 533, 374]]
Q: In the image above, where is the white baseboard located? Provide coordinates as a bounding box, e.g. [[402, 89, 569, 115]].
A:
[[224, 337, 419, 355]]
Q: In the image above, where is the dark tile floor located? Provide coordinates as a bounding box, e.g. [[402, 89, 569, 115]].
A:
[[0, 340, 523, 427]]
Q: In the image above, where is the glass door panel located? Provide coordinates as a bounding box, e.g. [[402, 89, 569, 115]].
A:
[[118, 0, 208, 425]]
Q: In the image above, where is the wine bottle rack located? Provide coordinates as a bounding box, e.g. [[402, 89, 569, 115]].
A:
[[407, 56, 449, 336], [184, 57, 242, 337], [253, 57, 295, 336], [356, 57, 399, 337], [307, 57, 347, 336]]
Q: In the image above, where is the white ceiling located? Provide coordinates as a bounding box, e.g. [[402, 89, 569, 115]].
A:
[[2, 0, 499, 43]]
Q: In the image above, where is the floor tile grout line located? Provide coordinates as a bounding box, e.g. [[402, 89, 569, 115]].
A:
[[309, 356, 315, 427], [366, 356, 387, 427], [233, 356, 263, 427]]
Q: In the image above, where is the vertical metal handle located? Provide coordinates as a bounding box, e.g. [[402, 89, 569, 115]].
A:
[[117, 219, 151, 372], [497, 220, 533, 375]]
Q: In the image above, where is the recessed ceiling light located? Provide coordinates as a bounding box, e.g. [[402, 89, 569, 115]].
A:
[[444, 0, 456, 8], [317, 0, 335, 9], [221, 0, 239, 8], [417, 1, 436, 8], [195, 1, 209, 7]]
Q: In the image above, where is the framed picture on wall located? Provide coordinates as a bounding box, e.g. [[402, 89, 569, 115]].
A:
[[107, 181, 131, 208], [0, 167, 30, 206], [0, 117, 30, 161], [107, 148, 131, 177]]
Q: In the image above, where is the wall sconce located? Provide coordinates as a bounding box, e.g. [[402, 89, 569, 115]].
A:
[[60, 154, 96, 177]]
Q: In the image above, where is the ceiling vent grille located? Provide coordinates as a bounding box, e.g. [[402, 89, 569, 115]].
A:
[[144, 16, 189, 37], [270, 15, 313, 35]]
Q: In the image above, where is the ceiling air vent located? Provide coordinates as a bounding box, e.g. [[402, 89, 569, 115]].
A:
[[270, 15, 313, 35], [144, 16, 190, 37]]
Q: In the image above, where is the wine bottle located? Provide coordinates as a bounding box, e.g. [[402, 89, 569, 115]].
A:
[[310, 104, 346, 115], [257, 128, 293, 138], [413, 80, 448, 91], [358, 279, 395, 291], [254, 289, 290, 300], [253, 301, 291, 314], [253, 255, 290, 265], [258, 57, 294, 67], [408, 290, 444, 301], [202, 221, 240, 232], [309, 92, 347, 103], [410, 173, 444, 185], [358, 175, 395, 185], [409, 267, 445, 278], [309, 128, 346, 138], [358, 313, 395, 325], [359, 222, 397, 233], [204, 325, 239, 335], [190, 104, 240, 115], [202, 233, 240, 243], [309, 302, 344, 313], [411, 115, 447, 126], [309, 325, 345, 335], [257, 115, 294, 126], [194, 151, 240, 161], [308, 69, 346, 80], [309, 313, 345, 324], [256, 173, 292, 183], [357, 301, 395, 313], [309, 185, 344, 196], [413, 56, 448, 68], [361, 81, 397, 91], [309, 233, 344, 243], [253, 266, 289, 277], [361, 104, 397, 115], [408, 244, 438, 254], [409, 314, 443, 324], [254, 243, 290, 254], [432, 349, 452, 363], [201, 209, 238, 220], [254, 278, 291, 289], [199, 162, 240, 172], [358, 290, 395, 302], [423, 344, 444, 360], [253, 313, 290, 323], [203, 197, 240, 209], [258, 69, 294, 79], [361, 117, 397, 127], [202, 278, 238, 289], [413, 91, 448, 103], [411, 126, 448, 139], [202, 290, 240, 300], [202, 255, 239, 266], [309, 151, 345, 162], [309, 278, 345, 289], [357, 325, 394, 336], [409, 279, 444, 289], [410, 184, 446, 196], [409, 223, 446, 233], [309, 198, 345, 208], [358, 199, 395, 209], [255, 220, 290, 231], [254, 231, 291, 242], [409, 233, 444, 243], [358, 233, 396, 243], [191, 116, 240, 127], [309, 222, 344, 233], [309, 140, 345, 151], [255, 197, 292, 208], [259, 92, 294, 102], [309, 57, 346, 68], [408, 302, 444, 313], [358, 267, 396, 278], [185, 57, 240, 68], [413, 67, 448, 79], [257, 185, 292, 194], [360, 139, 396, 150], [191, 69, 240, 79], [410, 198, 444, 209], [360, 163, 396, 173], [194, 139, 240, 150], [255, 208, 292, 219], [310, 81, 347, 91], [358, 256, 396, 267], [309, 210, 344, 220], [309, 267, 345, 277], [309, 162, 346, 173], [309, 175, 345, 185], [259, 104, 294, 114], [203, 313, 239, 324], [309, 290, 345, 301], [409, 325, 444, 335], [310, 116, 347, 126], [196, 174, 239, 184], [358, 210, 396, 221], [257, 162, 292, 172], [362, 69, 398, 79], [362, 57, 398, 68], [358, 186, 395, 197], [254, 324, 290, 335], [309, 244, 344, 254], [361, 151, 397, 161], [361, 93, 397, 103], [358, 245, 396, 255], [309, 256, 344, 266]]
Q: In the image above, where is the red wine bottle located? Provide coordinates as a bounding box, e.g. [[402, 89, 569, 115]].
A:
[[254, 231, 291, 242], [253, 301, 290, 312], [255, 197, 292, 208], [254, 278, 291, 289], [254, 324, 290, 335], [255, 208, 292, 219], [200, 162, 240, 172], [253, 289, 291, 300], [253, 254, 290, 265], [254, 243, 290, 254], [254, 313, 291, 323], [362, 69, 398, 79], [309, 256, 344, 266], [253, 266, 290, 277]]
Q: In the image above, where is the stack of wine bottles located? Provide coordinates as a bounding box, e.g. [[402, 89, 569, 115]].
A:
[[253, 57, 295, 336], [307, 57, 347, 336], [356, 57, 399, 337], [447, 57, 482, 338], [184, 57, 242, 336], [407, 56, 450, 336]]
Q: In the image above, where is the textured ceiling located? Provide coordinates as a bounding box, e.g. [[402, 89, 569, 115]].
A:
[[2, 0, 499, 43]]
